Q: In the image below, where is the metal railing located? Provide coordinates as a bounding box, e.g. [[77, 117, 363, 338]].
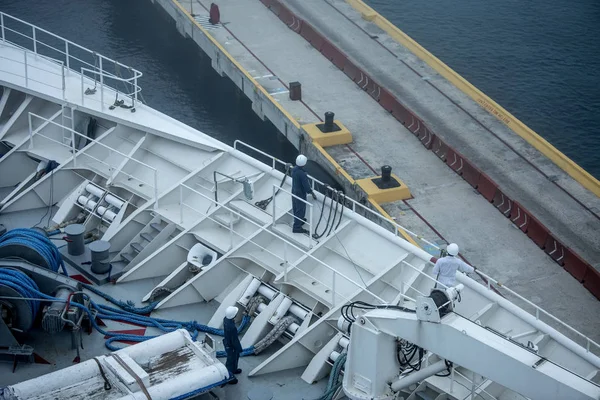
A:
[[0, 11, 142, 108], [174, 183, 437, 307], [271, 184, 315, 248], [476, 269, 600, 356], [233, 140, 600, 358], [233, 140, 441, 251], [0, 44, 66, 97], [27, 112, 159, 207]]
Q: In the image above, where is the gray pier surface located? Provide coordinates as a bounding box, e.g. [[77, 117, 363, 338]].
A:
[[154, 0, 600, 342]]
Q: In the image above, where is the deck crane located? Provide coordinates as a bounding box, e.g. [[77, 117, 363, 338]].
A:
[[340, 285, 600, 400]]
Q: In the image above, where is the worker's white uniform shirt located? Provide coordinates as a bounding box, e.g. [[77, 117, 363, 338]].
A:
[[432, 256, 474, 287]]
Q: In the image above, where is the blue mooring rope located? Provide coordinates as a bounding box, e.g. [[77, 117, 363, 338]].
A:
[[0, 228, 68, 276], [0, 267, 253, 352]]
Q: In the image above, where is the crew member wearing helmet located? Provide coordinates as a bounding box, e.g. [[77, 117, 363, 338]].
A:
[[223, 306, 243, 384], [432, 243, 475, 287], [291, 154, 317, 234]]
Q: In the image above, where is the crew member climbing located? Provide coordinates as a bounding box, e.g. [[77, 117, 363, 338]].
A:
[[223, 306, 243, 384], [291, 155, 317, 234], [432, 243, 474, 287]]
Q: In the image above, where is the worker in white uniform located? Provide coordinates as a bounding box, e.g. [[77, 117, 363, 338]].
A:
[[432, 243, 474, 287]]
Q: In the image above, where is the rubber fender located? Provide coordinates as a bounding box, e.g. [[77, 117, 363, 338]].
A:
[[342, 59, 360, 81], [525, 216, 548, 249], [321, 41, 346, 69], [562, 248, 589, 282], [461, 159, 481, 189], [418, 128, 434, 150], [544, 235, 565, 265], [492, 189, 512, 217], [432, 135, 449, 162], [583, 267, 600, 301], [476, 172, 497, 202], [300, 23, 325, 51], [378, 88, 396, 113], [509, 201, 529, 232]]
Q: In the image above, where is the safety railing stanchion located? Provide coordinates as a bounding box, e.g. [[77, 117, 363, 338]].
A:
[[153, 171, 159, 209], [1, 13, 5, 42], [332, 270, 336, 307], [61, 64, 66, 100], [28, 113, 33, 148], [65, 41, 69, 74], [32, 26, 36, 55], [272, 185, 277, 227], [23, 50, 28, 86], [99, 57, 104, 110], [309, 204, 313, 248], [229, 216, 234, 250], [283, 242, 288, 282], [179, 185, 184, 224], [80, 70, 84, 105], [71, 129, 76, 167]]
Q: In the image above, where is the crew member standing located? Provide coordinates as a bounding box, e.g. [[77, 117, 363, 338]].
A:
[[432, 243, 474, 287], [291, 155, 317, 234], [223, 306, 243, 384]]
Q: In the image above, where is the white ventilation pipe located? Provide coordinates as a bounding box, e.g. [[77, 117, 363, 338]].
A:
[[85, 183, 104, 198], [257, 285, 276, 300], [238, 278, 261, 306], [105, 193, 124, 209], [289, 304, 309, 320], [339, 336, 350, 349], [272, 297, 293, 324], [78, 195, 97, 211]]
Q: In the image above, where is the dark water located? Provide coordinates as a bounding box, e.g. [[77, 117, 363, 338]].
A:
[[367, 0, 600, 179], [2, 0, 599, 180], [1, 0, 297, 166]]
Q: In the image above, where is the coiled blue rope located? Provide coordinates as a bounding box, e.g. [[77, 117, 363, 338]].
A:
[[0, 269, 42, 320], [0, 268, 253, 352], [0, 229, 68, 276]]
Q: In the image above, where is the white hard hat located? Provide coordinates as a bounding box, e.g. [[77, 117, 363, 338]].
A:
[[296, 154, 307, 167], [447, 243, 459, 256], [225, 306, 239, 319]]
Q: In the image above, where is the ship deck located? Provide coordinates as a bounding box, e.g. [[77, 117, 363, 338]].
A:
[[157, 0, 600, 342]]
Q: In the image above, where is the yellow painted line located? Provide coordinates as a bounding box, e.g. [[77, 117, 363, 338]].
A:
[[313, 142, 356, 185], [172, 0, 301, 129], [345, 0, 600, 198], [314, 143, 421, 248], [368, 199, 420, 248]]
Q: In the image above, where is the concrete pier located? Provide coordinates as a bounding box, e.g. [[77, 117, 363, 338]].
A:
[[151, 0, 600, 342]]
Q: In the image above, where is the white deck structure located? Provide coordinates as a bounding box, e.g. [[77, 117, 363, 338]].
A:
[[0, 12, 599, 400]]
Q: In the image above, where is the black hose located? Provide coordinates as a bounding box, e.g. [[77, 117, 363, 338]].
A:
[[313, 191, 337, 240], [255, 164, 292, 210], [326, 191, 341, 237], [311, 193, 328, 237]]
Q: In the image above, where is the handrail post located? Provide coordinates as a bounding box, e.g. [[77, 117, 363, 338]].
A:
[[283, 242, 288, 282], [62, 64, 66, 100], [71, 129, 76, 167], [179, 185, 184, 224], [80, 69, 84, 104], [154, 170, 159, 209], [272, 184, 277, 227], [32, 26, 37, 55], [1, 13, 5, 42], [308, 203, 313, 248], [65, 42, 69, 75], [229, 215, 234, 250], [28, 113, 33, 148], [99, 57, 104, 110], [332, 270, 336, 306], [23, 51, 28, 86]]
